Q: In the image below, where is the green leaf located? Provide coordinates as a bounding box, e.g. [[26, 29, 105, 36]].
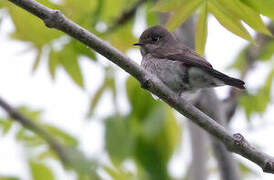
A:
[[241, 0, 274, 20], [49, 43, 84, 87], [48, 48, 60, 79], [208, 0, 253, 42], [0, 176, 20, 180], [126, 77, 159, 120], [228, 46, 248, 70], [166, 0, 202, 31], [145, 1, 159, 27], [195, 2, 208, 56], [151, 0, 181, 12], [32, 49, 42, 72], [44, 125, 78, 147], [29, 161, 55, 180], [105, 116, 135, 164], [135, 138, 169, 180], [87, 82, 107, 118], [239, 69, 274, 120], [217, 0, 272, 36], [103, 165, 135, 180], [259, 40, 274, 61], [8, 4, 62, 48], [0, 119, 13, 135]]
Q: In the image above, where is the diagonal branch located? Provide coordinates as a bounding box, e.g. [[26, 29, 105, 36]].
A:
[[0, 97, 69, 164], [0, 97, 100, 178], [7, 0, 274, 174]]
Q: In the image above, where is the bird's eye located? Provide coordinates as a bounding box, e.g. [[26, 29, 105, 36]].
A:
[[151, 36, 160, 42]]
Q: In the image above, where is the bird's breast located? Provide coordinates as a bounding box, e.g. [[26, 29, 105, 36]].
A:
[[141, 54, 189, 92]]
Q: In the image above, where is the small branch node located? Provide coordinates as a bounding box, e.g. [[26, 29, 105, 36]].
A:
[[44, 9, 63, 28], [263, 160, 274, 173], [141, 76, 153, 90]]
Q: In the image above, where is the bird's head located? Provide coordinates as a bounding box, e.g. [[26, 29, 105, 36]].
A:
[[134, 25, 176, 56]]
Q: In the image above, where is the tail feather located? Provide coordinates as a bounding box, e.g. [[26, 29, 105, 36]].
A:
[[223, 77, 245, 89], [210, 69, 246, 89]]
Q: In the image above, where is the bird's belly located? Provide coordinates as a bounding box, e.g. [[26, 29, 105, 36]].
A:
[[141, 57, 188, 92]]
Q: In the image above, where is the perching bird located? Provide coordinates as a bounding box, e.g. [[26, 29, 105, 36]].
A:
[[134, 25, 245, 94]]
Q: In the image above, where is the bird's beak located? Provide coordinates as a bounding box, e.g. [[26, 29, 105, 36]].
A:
[[133, 42, 143, 46]]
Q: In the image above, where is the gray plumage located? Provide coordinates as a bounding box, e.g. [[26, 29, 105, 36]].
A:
[[134, 25, 245, 93]]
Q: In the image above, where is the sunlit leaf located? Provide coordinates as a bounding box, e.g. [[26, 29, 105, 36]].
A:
[[32, 49, 42, 72], [241, 0, 274, 20], [44, 125, 78, 147], [166, 0, 202, 31], [146, 1, 159, 27], [49, 43, 84, 87], [208, 0, 253, 42], [29, 161, 55, 180], [0, 176, 20, 180], [195, 2, 208, 56], [218, 0, 271, 36], [8, 4, 62, 48], [151, 0, 181, 12], [0, 119, 13, 135]]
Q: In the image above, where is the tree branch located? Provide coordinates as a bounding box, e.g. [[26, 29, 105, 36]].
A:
[[7, 0, 274, 174], [0, 97, 69, 164], [0, 97, 99, 178]]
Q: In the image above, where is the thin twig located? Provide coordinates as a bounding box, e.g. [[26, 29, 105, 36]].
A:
[[0, 97, 68, 164], [7, 0, 274, 173]]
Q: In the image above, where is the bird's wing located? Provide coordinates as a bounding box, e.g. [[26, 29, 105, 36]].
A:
[[151, 47, 213, 68]]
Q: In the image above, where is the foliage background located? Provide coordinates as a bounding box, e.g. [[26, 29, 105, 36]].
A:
[[0, 0, 273, 179]]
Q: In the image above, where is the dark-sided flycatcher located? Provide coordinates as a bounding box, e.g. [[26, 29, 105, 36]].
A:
[[134, 25, 245, 94]]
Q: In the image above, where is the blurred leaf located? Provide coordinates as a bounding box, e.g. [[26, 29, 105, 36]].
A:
[[241, 0, 274, 20], [18, 106, 43, 122], [218, 0, 272, 36], [29, 161, 55, 180], [228, 46, 248, 70], [63, 147, 99, 178], [104, 165, 135, 180], [108, 21, 137, 52], [126, 77, 159, 120], [0, 177, 20, 180], [49, 43, 84, 87], [195, 2, 208, 56], [146, 1, 159, 27], [259, 40, 274, 61], [239, 69, 274, 119], [105, 116, 135, 164], [48, 48, 60, 79], [135, 138, 169, 180], [239, 161, 258, 177], [16, 129, 45, 147], [8, 4, 62, 48], [32, 49, 42, 72], [151, 0, 181, 12], [87, 82, 108, 117], [44, 125, 78, 147], [166, 0, 202, 31], [208, 0, 253, 42], [0, 119, 13, 135]]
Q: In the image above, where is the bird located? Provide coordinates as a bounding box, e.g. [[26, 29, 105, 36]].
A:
[[134, 25, 245, 95]]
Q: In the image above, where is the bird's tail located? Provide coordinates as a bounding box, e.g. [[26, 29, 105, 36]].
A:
[[210, 69, 246, 89], [222, 76, 245, 89]]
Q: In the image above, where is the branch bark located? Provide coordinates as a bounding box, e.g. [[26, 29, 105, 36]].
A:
[[7, 0, 274, 174]]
